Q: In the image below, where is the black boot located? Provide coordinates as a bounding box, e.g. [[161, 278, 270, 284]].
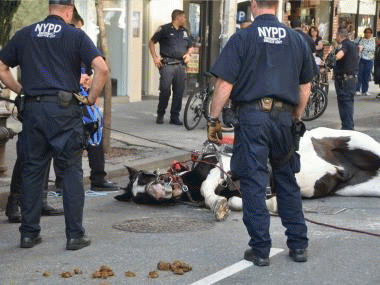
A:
[[5, 193, 21, 223]]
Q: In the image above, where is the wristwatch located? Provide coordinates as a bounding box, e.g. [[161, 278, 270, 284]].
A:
[[208, 117, 220, 126]]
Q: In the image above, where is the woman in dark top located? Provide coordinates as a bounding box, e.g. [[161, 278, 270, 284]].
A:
[[309, 26, 324, 59]]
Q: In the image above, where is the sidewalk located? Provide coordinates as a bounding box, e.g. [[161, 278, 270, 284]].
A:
[[0, 98, 191, 211]]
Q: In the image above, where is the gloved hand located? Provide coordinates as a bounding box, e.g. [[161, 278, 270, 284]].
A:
[[73, 93, 94, 105], [207, 117, 223, 144]]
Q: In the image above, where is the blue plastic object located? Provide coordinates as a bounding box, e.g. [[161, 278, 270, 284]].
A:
[[80, 86, 103, 146]]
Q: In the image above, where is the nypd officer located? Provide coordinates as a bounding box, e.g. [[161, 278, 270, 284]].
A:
[[333, 27, 359, 130], [208, 0, 316, 266], [0, 0, 109, 250], [149, 9, 194, 125]]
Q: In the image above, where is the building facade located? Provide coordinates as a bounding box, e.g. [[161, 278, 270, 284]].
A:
[[8, 0, 380, 102]]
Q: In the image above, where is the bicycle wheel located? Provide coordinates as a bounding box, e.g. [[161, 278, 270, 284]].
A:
[[302, 87, 328, 121], [205, 93, 235, 132], [321, 72, 329, 95], [184, 89, 205, 130]]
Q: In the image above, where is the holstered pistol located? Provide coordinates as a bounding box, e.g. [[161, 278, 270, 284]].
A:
[[260, 97, 273, 112]]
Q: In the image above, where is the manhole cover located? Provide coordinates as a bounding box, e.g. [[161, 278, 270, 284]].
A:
[[113, 216, 215, 233], [304, 206, 347, 215]]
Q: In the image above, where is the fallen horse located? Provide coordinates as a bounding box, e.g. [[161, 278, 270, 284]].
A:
[[115, 127, 380, 220]]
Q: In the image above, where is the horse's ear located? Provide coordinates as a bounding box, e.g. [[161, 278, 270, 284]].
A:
[[125, 166, 139, 177]]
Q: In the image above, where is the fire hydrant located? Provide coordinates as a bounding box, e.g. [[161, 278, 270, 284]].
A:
[[0, 84, 17, 175], [0, 112, 16, 174]]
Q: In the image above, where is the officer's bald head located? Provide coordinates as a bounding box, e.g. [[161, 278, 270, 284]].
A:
[[251, 0, 278, 17], [49, 2, 74, 23], [253, 0, 279, 8]]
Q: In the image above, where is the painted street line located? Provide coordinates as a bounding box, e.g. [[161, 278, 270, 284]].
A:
[[190, 248, 284, 285]]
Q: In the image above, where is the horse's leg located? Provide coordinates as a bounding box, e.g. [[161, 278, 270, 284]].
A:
[[200, 167, 230, 221], [265, 196, 278, 214]]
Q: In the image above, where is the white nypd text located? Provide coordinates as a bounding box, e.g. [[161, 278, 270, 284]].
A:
[[258, 26, 286, 44], [35, 23, 62, 38]]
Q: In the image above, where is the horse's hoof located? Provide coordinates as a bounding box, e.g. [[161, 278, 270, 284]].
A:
[[266, 196, 278, 215], [212, 198, 230, 221]]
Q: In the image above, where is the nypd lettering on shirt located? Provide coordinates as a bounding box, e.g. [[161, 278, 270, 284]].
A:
[[32, 23, 62, 38], [258, 26, 286, 44]]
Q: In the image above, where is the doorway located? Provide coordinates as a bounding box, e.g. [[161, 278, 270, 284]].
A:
[[183, 0, 222, 92]]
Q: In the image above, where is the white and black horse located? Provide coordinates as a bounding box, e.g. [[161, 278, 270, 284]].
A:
[[115, 128, 380, 218], [114, 144, 241, 221]]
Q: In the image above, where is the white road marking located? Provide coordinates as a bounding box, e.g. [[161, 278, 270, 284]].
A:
[[190, 248, 284, 285]]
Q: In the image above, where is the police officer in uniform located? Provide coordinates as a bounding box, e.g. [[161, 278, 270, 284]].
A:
[[291, 19, 316, 54], [53, 9, 118, 192], [149, 9, 194, 125], [0, 0, 109, 250], [333, 28, 359, 130], [208, 0, 316, 266]]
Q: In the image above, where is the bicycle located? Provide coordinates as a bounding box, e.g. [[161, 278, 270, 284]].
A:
[[301, 84, 328, 121], [183, 73, 234, 132]]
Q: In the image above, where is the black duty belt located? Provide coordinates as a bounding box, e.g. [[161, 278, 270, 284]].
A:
[[162, 57, 184, 65], [27, 90, 77, 108], [335, 74, 357, 80], [26, 95, 59, 102], [237, 97, 294, 113]]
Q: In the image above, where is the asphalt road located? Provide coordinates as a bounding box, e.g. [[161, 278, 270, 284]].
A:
[[1, 81, 380, 284]]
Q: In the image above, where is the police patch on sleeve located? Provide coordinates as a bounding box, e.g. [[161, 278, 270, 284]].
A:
[[257, 26, 288, 45], [32, 22, 63, 38]]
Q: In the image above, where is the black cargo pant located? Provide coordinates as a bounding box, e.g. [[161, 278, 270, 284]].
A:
[[54, 142, 107, 187], [9, 138, 50, 203], [19, 96, 85, 240], [157, 63, 186, 120], [231, 105, 308, 258]]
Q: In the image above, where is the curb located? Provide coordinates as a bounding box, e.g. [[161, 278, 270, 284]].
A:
[[0, 152, 191, 212]]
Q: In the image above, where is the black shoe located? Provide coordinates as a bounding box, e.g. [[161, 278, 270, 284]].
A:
[[6, 196, 21, 223], [169, 118, 183, 125], [91, 180, 119, 191], [156, 114, 164, 124], [41, 204, 64, 216], [66, 236, 91, 250], [244, 249, 270, 266], [289, 248, 308, 262], [20, 235, 42, 248]]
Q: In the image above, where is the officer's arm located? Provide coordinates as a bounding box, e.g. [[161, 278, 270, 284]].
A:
[[149, 39, 162, 69], [183, 47, 194, 64], [293, 82, 311, 120], [209, 77, 234, 119], [335, 50, 345, 61], [0, 60, 22, 94], [87, 56, 109, 105]]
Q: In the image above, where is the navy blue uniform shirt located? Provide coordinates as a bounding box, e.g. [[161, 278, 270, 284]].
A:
[[151, 23, 193, 60], [334, 39, 359, 76], [211, 14, 317, 105], [0, 15, 101, 96]]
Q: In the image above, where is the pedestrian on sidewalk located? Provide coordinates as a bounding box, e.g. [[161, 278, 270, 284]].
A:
[[291, 19, 315, 54], [355, 27, 376, 96], [333, 27, 359, 130], [208, 0, 316, 266], [149, 9, 194, 126], [0, 0, 109, 250]]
